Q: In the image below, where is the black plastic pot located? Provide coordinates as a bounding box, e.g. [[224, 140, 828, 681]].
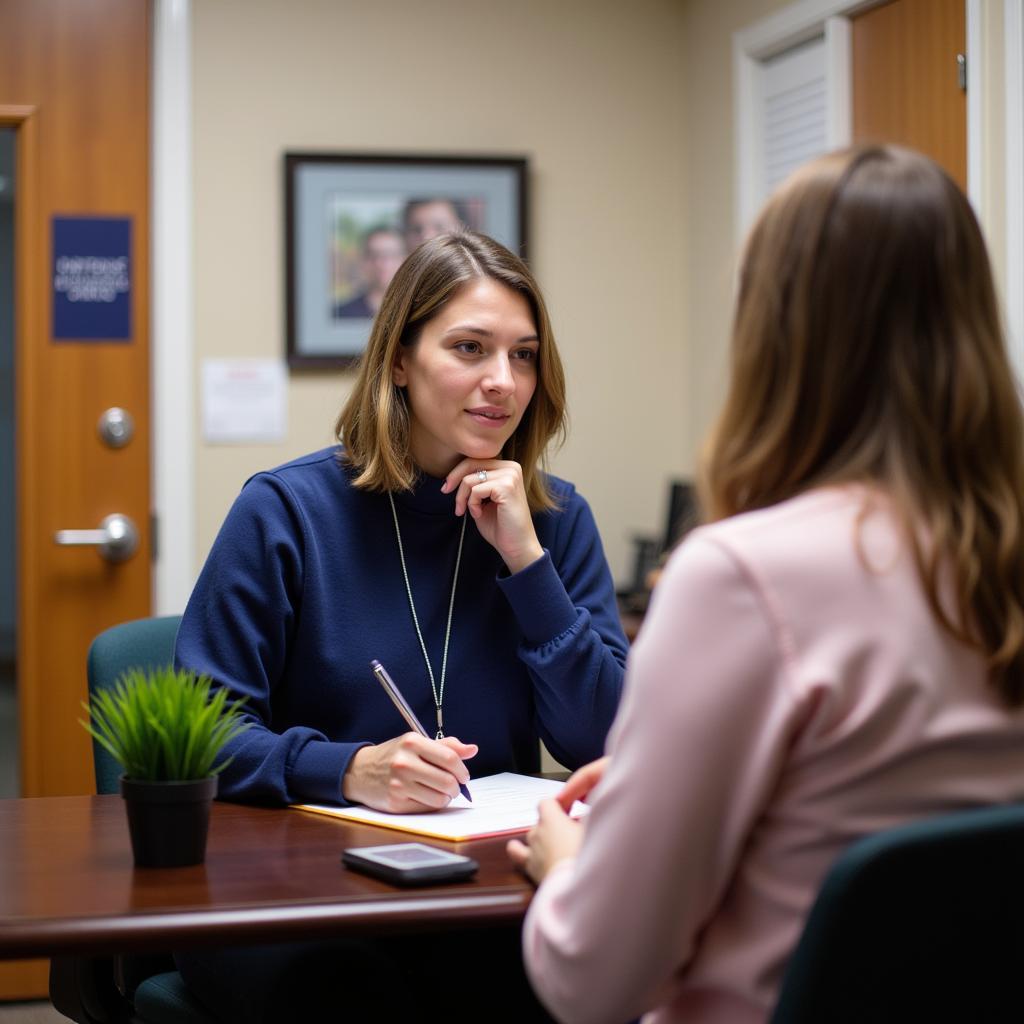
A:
[[119, 775, 218, 867]]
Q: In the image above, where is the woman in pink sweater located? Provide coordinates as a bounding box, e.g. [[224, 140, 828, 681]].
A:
[[508, 145, 1024, 1024]]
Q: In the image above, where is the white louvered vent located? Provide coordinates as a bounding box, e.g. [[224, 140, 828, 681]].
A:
[[760, 36, 827, 200]]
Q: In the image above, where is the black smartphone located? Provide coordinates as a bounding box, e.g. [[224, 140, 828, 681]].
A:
[[342, 842, 479, 887]]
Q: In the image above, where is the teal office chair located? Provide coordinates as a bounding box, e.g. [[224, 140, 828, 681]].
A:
[[770, 802, 1024, 1023], [49, 615, 220, 1024]]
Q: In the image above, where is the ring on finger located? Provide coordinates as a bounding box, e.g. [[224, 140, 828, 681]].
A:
[[476, 469, 488, 482]]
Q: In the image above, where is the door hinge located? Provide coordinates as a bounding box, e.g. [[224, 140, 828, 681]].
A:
[[957, 53, 967, 92], [150, 512, 159, 563]]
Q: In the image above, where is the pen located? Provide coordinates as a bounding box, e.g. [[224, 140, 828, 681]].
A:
[[370, 659, 473, 802]]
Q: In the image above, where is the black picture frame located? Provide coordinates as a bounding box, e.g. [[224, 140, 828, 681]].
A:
[[285, 152, 529, 369]]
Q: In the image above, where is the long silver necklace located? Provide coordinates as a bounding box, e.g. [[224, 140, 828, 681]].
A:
[[387, 492, 467, 738]]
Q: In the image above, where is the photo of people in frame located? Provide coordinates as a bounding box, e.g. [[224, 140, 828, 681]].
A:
[[286, 153, 527, 367], [330, 195, 483, 320]]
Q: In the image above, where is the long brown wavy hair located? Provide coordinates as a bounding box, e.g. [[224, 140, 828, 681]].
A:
[[336, 231, 567, 512], [701, 144, 1024, 705]]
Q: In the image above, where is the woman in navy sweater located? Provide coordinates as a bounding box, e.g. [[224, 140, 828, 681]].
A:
[[173, 231, 628, 1021], [176, 230, 628, 810]]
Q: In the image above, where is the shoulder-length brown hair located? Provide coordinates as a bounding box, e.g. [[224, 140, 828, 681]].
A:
[[702, 144, 1024, 705], [336, 231, 566, 512]]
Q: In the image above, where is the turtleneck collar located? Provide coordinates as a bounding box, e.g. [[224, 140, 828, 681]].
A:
[[390, 469, 460, 517]]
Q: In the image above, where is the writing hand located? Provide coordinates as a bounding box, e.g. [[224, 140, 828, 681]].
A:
[[506, 798, 583, 884], [557, 756, 611, 812], [442, 459, 543, 574], [342, 734, 477, 813]]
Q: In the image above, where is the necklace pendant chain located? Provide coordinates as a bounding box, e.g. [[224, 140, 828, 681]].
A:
[[388, 492, 466, 741]]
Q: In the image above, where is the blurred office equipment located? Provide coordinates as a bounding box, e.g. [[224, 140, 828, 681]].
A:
[[619, 479, 699, 622]]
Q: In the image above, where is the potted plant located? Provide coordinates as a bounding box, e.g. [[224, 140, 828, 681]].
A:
[[81, 667, 250, 867]]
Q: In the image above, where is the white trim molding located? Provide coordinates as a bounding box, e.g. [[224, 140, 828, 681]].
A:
[[152, 0, 194, 615], [733, 34, 761, 246], [824, 16, 852, 149], [1006, 0, 1024, 379], [734, 0, 874, 60], [966, 0, 984, 214]]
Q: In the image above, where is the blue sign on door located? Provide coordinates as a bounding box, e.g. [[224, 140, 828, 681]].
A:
[[52, 216, 132, 341]]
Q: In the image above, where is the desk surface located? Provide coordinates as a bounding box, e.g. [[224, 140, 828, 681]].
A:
[[0, 795, 533, 960]]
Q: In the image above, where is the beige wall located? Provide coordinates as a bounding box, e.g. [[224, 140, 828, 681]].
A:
[[191, 0, 690, 583], [679, 0, 787, 450], [192, 0, 1013, 587]]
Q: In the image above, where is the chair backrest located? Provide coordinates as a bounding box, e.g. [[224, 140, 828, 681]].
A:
[[770, 802, 1024, 1023], [86, 615, 183, 794]]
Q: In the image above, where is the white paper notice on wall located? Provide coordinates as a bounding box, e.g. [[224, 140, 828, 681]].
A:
[[201, 359, 287, 444]]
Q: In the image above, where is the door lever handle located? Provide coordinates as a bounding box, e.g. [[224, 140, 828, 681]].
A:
[[54, 513, 140, 563]]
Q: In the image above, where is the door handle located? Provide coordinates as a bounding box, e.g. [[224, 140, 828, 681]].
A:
[[54, 513, 140, 563]]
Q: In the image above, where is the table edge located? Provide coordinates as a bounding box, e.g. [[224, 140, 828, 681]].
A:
[[0, 886, 532, 959]]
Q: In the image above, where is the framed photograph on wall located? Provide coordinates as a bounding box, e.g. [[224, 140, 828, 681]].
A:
[[285, 152, 529, 368]]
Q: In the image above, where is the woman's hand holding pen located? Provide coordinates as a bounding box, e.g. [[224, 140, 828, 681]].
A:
[[442, 459, 544, 575], [342, 734, 477, 813]]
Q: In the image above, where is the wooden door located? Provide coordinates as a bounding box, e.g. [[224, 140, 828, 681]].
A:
[[0, 0, 152, 999], [852, 0, 967, 190]]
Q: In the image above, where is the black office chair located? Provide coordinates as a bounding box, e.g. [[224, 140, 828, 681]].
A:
[[770, 802, 1024, 1023], [50, 615, 219, 1024]]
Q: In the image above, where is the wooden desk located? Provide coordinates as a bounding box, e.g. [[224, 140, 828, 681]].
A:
[[0, 795, 533, 960]]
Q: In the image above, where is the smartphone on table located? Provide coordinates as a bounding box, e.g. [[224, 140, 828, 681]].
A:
[[342, 843, 479, 887]]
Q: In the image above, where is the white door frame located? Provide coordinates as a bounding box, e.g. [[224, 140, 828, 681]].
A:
[[152, 0, 194, 615], [1005, 0, 1024, 374], [734, 0, 984, 243]]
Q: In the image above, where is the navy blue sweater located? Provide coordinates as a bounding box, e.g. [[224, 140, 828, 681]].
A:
[[175, 447, 629, 805]]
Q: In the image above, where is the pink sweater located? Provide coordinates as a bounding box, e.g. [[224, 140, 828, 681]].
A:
[[523, 487, 1024, 1024]]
